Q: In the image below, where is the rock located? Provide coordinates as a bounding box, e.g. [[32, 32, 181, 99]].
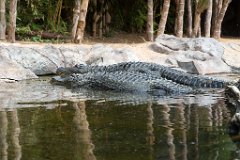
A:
[[152, 34, 224, 57], [151, 34, 231, 74], [222, 43, 240, 68], [84, 44, 139, 65], [0, 78, 81, 109], [177, 61, 202, 74], [0, 44, 87, 75], [0, 53, 38, 81]]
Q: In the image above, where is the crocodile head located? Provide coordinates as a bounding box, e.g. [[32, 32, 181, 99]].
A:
[[56, 64, 88, 77], [51, 73, 91, 89], [51, 76, 71, 85]]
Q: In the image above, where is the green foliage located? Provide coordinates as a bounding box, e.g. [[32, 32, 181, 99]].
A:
[[129, 1, 147, 32], [131, 9, 147, 32], [16, 26, 32, 35], [17, 0, 71, 37], [31, 35, 42, 42]]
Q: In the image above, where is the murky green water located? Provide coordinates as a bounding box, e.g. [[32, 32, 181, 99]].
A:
[[0, 76, 240, 160]]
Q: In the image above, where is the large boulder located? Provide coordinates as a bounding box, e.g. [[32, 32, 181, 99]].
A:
[[83, 44, 139, 65], [0, 44, 87, 75], [0, 53, 37, 81], [151, 34, 231, 74], [222, 43, 240, 68]]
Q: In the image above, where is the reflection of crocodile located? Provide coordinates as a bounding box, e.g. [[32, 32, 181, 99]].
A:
[[56, 62, 230, 88]]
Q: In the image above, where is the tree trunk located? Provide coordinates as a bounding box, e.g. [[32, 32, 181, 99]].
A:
[[217, 0, 223, 15], [75, 0, 90, 43], [102, 2, 106, 34], [98, 0, 104, 39], [186, 0, 192, 37], [174, 0, 179, 34], [175, 0, 185, 37], [105, 4, 110, 33], [157, 0, 171, 36], [8, 0, 18, 43], [192, 0, 210, 37], [0, 0, 6, 40], [193, 11, 201, 38], [72, 0, 81, 41], [213, 0, 231, 39], [211, 0, 218, 35], [204, 0, 212, 37], [147, 0, 154, 41]]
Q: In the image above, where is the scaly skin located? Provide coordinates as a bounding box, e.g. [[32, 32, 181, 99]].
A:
[[56, 61, 230, 88], [52, 71, 193, 95]]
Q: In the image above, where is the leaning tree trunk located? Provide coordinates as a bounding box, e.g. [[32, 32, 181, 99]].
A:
[[192, 0, 209, 37], [186, 0, 192, 37], [211, 0, 218, 35], [175, 0, 185, 37], [204, 0, 212, 37], [8, 0, 17, 43], [75, 0, 90, 43], [72, 0, 81, 41], [0, 0, 6, 40], [147, 0, 154, 41], [157, 0, 171, 36], [192, 0, 200, 37], [92, 0, 99, 37], [213, 0, 231, 39], [174, 0, 179, 34]]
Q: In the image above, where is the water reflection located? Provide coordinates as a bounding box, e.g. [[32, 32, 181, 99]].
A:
[[0, 109, 22, 160], [73, 101, 96, 160], [0, 111, 8, 160], [0, 95, 238, 160], [10, 110, 22, 160], [162, 104, 175, 160]]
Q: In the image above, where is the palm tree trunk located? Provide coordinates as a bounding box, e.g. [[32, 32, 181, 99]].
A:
[[186, 0, 192, 37], [98, 0, 104, 39], [174, 0, 179, 34], [217, 0, 223, 15], [0, 0, 6, 40], [92, 0, 98, 37], [213, 0, 231, 39], [147, 0, 154, 41], [72, 0, 81, 41], [211, 0, 218, 35], [157, 0, 171, 36], [204, 0, 212, 37], [75, 0, 90, 43], [8, 0, 18, 43], [175, 0, 185, 37]]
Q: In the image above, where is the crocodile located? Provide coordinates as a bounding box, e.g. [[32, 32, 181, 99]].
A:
[[56, 61, 231, 88], [51, 71, 194, 95]]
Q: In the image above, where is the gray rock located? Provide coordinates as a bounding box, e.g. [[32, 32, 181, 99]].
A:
[[222, 43, 240, 68], [0, 53, 38, 81], [151, 34, 231, 74], [0, 44, 87, 75], [152, 34, 224, 57], [84, 44, 139, 65]]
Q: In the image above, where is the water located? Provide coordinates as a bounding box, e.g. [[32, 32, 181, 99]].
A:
[[0, 77, 240, 160]]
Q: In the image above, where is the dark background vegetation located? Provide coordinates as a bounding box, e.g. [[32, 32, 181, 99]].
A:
[[15, 0, 240, 41]]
